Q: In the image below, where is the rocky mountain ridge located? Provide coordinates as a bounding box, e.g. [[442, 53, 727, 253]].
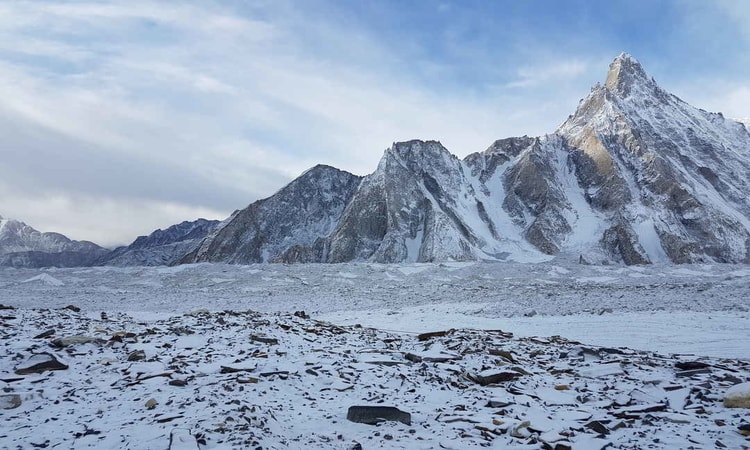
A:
[[4, 53, 749, 267], [96, 218, 220, 266], [0, 215, 218, 268], [183, 54, 750, 265]]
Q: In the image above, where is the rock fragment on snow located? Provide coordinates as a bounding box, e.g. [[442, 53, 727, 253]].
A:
[[33, 329, 55, 339], [14, 352, 68, 375], [126, 350, 146, 361], [466, 371, 522, 386], [50, 335, 104, 348], [675, 360, 710, 371], [346, 405, 411, 425], [250, 334, 279, 345]]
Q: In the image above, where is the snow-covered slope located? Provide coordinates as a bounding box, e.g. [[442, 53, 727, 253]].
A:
[[0, 215, 107, 268], [98, 219, 220, 266], [181, 165, 363, 264]]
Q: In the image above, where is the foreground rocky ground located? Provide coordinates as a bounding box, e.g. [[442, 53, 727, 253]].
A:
[[1, 305, 749, 449]]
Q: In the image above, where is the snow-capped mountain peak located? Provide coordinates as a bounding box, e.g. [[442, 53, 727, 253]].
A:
[[604, 52, 659, 99]]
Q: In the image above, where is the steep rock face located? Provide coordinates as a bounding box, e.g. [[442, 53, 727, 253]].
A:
[[328, 140, 480, 262], [182, 165, 362, 264], [328, 139, 552, 263], [0, 216, 107, 267], [462, 135, 607, 261], [557, 53, 750, 263], [98, 219, 220, 266]]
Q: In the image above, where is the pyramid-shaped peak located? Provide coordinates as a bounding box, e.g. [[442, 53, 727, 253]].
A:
[[605, 52, 652, 97]]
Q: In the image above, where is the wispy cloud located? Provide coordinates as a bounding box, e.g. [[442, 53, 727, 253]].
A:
[[505, 60, 592, 89]]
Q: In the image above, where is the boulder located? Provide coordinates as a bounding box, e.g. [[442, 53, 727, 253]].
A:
[[0, 394, 22, 409], [724, 382, 750, 408]]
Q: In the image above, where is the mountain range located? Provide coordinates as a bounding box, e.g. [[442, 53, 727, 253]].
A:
[[3, 53, 749, 267]]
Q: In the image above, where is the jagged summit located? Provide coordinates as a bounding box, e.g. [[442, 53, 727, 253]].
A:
[[604, 52, 657, 98]]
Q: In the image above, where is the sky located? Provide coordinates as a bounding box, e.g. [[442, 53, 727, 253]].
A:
[[0, 0, 748, 247]]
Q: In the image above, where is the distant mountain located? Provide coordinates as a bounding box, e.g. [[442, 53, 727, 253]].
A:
[[180, 165, 362, 264], [179, 53, 750, 265], [98, 218, 220, 266], [0, 215, 108, 267]]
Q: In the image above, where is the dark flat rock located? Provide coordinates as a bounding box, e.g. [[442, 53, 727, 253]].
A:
[[347, 405, 411, 425], [15, 353, 68, 375]]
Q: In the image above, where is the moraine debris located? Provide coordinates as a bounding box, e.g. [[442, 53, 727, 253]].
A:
[[1, 307, 749, 449]]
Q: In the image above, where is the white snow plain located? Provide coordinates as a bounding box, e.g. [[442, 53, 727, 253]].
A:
[[1, 261, 749, 449]]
